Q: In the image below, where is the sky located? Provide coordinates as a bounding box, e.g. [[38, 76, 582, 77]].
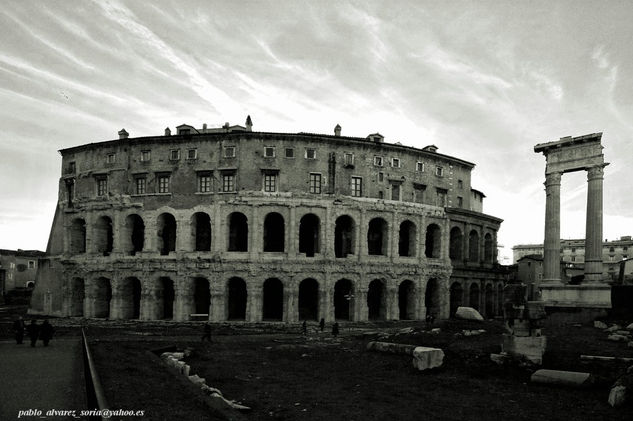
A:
[[1, 0, 632, 263]]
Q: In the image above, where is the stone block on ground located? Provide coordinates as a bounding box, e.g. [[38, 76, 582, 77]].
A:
[[188, 374, 206, 386], [608, 386, 627, 407], [626, 323, 633, 330], [430, 328, 441, 334], [455, 306, 484, 321], [607, 334, 629, 342], [502, 334, 547, 365], [411, 347, 444, 371], [594, 320, 608, 329], [490, 353, 510, 365], [606, 325, 622, 332], [463, 329, 486, 337], [531, 369, 593, 387], [629, 341, 633, 349], [366, 341, 417, 356]]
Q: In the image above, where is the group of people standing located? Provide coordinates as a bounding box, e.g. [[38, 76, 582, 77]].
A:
[[12, 317, 54, 347]]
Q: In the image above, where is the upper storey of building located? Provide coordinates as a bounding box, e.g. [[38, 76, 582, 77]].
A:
[[57, 117, 486, 213]]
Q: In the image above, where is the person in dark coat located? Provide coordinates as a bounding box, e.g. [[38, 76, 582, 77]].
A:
[[332, 322, 339, 337], [13, 316, 25, 345], [40, 319, 54, 347], [319, 318, 325, 332], [201, 322, 212, 342], [301, 320, 307, 335], [26, 319, 40, 347]]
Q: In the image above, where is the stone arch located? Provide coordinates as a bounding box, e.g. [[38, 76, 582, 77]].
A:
[[425, 224, 441, 258], [468, 230, 480, 262], [485, 283, 494, 318], [70, 277, 85, 316], [497, 283, 504, 316], [193, 277, 211, 316], [298, 278, 319, 321], [484, 233, 494, 263], [449, 282, 463, 317], [263, 278, 283, 320], [367, 218, 388, 256], [334, 278, 354, 320], [425, 278, 441, 318], [228, 212, 248, 251], [158, 277, 175, 320], [299, 214, 320, 257], [92, 277, 112, 318], [227, 277, 247, 320], [469, 282, 480, 311], [191, 212, 211, 251], [398, 280, 416, 320], [263, 212, 285, 252], [398, 220, 417, 257], [123, 214, 145, 255], [94, 215, 113, 255], [335, 215, 355, 258], [69, 218, 86, 254], [117, 277, 142, 319], [157, 213, 177, 255], [449, 227, 463, 261], [367, 279, 387, 320]]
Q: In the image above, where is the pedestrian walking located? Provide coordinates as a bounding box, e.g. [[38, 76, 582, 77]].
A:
[[13, 316, 25, 345], [201, 322, 212, 342], [332, 322, 339, 337], [40, 319, 55, 347], [26, 319, 40, 347], [301, 320, 307, 335], [319, 318, 325, 332]]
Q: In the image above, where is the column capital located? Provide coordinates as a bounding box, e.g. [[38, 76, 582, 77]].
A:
[[544, 171, 562, 186], [587, 165, 606, 180]]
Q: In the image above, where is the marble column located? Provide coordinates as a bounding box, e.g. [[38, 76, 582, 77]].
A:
[[584, 165, 605, 282], [543, 171, 562, 283]]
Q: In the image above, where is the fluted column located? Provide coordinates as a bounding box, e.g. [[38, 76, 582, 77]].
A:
[[543, 171, 562, 283], [584, 165, 605, 282]]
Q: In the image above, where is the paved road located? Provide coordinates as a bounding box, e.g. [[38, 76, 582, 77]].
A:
[[0, 338, 85, 420]]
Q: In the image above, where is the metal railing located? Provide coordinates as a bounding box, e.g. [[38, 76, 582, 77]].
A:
[[81, 328, 109, 420]]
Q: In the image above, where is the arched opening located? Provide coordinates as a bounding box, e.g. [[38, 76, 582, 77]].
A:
[[367, 218, 388, 256], [484, 233, 494, 263], [227, 277, 247, 320], [70, 277, 85, 316], [398, 280, 416, 320], [93, 277, 112, 318], [334, 279, 354, 320], [70, 218, 86, 254], [263, 212, 285, 252], [469, 283, 480, 311], [159, 277, 174, 320], [335, 215, 355, 258], [119, 277, 141, 319], [485, 284, 494, 318], [425, 224, 441, 258], [298, 278, 319, 321], [449, 227, 463, 261], [367, 279, 386, 320], [299, 214, 320, 257], [468, 230, 480, 262], [124, 214, 145, 255], [191, 212, 211, 251], [449, 282, 463, 317], [228, 212, 248, 251], [193, 277, 211, 315], [497, 284, 504, 315], [157, 213, 177, 255], [94, 216, 114, 255], [425, 278, 441, 318], [263, 278, 283, 320], [398, 221, 417, 257]]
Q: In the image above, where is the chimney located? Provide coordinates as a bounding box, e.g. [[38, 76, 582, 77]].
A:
[[202, 123, 207, 132], [164, 127, 171, 136], [246, 115, 253, 131], [334, 124, 341, 137], [118, 129, 129, 139]]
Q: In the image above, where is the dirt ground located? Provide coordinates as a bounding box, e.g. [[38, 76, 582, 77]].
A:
[[85, 318, 633, 421]]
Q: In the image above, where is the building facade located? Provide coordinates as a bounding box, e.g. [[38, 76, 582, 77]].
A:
[[30, 118, 506, 321], [0, 249, 44, 295]]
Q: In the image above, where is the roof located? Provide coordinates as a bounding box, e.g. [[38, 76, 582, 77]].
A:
[[534, 132, 602, 154], [0, 249, 45, 257], [517, 254, 543, 262]]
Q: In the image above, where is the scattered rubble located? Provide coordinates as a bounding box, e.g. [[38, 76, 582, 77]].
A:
[[593, 321, 608, 329], [455, 307, 484, 321], [366, 341, 444, 371], [531, 369, 593, 388]]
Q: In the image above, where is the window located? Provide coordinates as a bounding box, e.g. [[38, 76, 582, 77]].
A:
[[305, 148, 316, 159], [187, 149, 198, 160], [224, 146, 236, 158], [198, 172, 212, 193], [264, 146, 275, 158], [264, 173, 277, 192], [436, 166, 444, 177], [571, 256, 576, 262], [309, 173, 322, 194], [571, 248, 576, 252], [222, 172, 235, 192], [436, 188, 447, 207], [140, 150, 151, 162], [65, 179, 75, 206], [170, 149, 180, 161], [416, 162, 424, 172], [374, 156, 384, 167], [351, 176, 362, 197], [624, 246, 628, 252], [67, 161, 76, 174], [157, 174, 170, 193], [609, 247, 615, 253], [457, 196, 463, 208], [106, 153, 116, 164], [457, 179, 463, 189], [344, 153, 354, 166], [180, 128, 191, 135], [391, 158, 401, 168], [609, 255, 615, 261], [28, 261, 35, 269], [390, 182, 401, 201], [414, 184, 426, 204], [285, 148, 295, 158], [135, 176, 146, 194], [378, 191, 384, 199], [96, 177, 107, 196], [378, 172, 384, 182]]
